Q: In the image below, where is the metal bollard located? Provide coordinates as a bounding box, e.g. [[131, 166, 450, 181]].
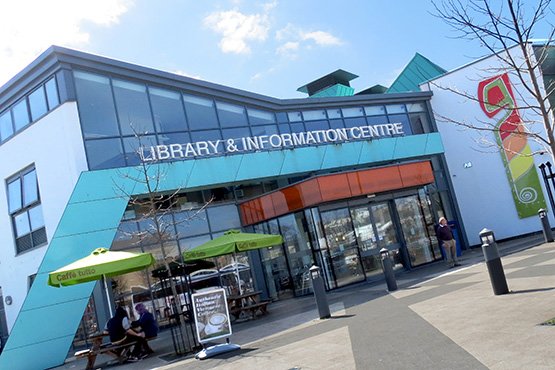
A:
[[538, 209, 554, 243], [309, 265, 330, 319], [380, 248, 398, 292], [479, 228, 509, 295]]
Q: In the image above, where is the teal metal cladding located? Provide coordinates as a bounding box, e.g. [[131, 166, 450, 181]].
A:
[[0, 133, 443, 369]]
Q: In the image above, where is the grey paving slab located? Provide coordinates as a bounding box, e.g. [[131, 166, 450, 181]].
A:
[[54, 236, 555, 370]]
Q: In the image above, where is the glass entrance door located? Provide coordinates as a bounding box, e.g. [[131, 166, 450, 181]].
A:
[[395, 195, 438, 267], [351, 202, 402, 276], [320, 208, 365, 287]]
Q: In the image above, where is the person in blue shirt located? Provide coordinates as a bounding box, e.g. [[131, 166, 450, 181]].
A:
[[131, 303, 158, 354], [105, 306, 150, 361]]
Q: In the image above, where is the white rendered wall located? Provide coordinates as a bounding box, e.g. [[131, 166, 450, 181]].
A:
[[423, 46, 552, 246], [0, 102, 88, 331]]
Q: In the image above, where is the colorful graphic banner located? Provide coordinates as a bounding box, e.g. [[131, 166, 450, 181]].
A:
[[478, 73, 546, 218]]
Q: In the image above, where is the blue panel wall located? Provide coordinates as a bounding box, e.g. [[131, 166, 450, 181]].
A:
[[0, 133, 443, 369]]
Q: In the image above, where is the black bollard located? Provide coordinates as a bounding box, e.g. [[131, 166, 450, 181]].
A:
[[479, 228, 509, 295], [380, 248, 398, 292], [538, 209, 554, 243], [309, 265, 330, 319]]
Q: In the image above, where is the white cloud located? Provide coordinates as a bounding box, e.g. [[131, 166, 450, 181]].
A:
[[276, 41, 300, 58], [0, 0, 133, 86], [301, 31, 342, 46], [204, 7, 271, 54], [275, 23, 343, 59]]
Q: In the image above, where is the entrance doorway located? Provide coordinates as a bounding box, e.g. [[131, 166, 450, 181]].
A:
[[320, 208, 365, 288], [351, 201, 403, 276], [394, 192, 442, 266]]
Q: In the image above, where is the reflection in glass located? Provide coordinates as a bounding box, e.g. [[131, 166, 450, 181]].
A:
[[386, 104, 407, 114], [395, 195, 434, 266], [150, 87, 187, 133], [250, 125, 278, 137], [207, 204, 241, 232], [183, 94, 218, 130], [0, 111, 14, 142], [302, 110, 326, 121], [12, 99, 30, 131], [158, 132, 190, 146], [190, 129, 222, 143], [279, 213, 314, 295], [326, 109, 341, 119], [216, 101, 247, 128], [113, 80, 154, 136], [85, 138, 126, 169], [45, 77, 60, 109], [341, 107, 364, 118], [371, 203, 397, 246], [222, 127, 250, 151], [320, 208, 364, 287], [351, 207, 376, 252], [287, 112, 302, 122], [123, 135, 157, 166], [256, 221, 293, 300], [8, 178, 22, 213], [364, 106, 386, 116], [175, 209, 209, 238], [388, 113, 412, 135], [23, 170, 39, 206], [28, 87, 47, 121], [28, 205, 45, 230], [74, 71, 119, 138], [247, 108, 275, 125], [15, 212, 30, 237], [304, 120, 329, 131]]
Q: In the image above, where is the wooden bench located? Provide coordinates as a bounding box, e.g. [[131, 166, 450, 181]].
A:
[[75, 341, 134, 370], [75, 336, 154, 370]]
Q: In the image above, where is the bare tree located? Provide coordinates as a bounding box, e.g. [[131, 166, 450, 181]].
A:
[[113, 127, 212, 351], [431, 0, 555, 157]]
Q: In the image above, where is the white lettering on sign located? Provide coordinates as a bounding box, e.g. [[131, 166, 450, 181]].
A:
[[139, 124, 405, 162]]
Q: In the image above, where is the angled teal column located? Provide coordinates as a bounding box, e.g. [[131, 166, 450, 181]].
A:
[[0, 134, 443, 369]]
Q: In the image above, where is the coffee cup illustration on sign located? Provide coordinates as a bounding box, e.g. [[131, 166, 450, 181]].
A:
[[204, 313, 227, 335]]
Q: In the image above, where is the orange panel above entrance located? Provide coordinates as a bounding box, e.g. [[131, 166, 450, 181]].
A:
[[239, 161, 435, 225]]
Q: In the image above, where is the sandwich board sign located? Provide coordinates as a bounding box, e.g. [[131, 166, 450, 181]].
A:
[[191, 288, 232, 343]]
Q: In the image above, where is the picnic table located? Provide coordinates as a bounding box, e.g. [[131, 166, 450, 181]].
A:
[[74, 331, 153, 370], [227, 290, 270, 321]]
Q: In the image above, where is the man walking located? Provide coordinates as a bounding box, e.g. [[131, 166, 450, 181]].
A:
[[436, 217, 460, 268]]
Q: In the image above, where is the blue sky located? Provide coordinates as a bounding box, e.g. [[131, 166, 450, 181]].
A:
[[1, 1, 551, 98]]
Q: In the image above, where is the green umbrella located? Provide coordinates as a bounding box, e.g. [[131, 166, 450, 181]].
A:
[[48, 247, 155, 316], [183, 230, 283, 295]]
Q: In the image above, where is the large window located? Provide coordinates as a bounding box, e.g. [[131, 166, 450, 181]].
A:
[[150, 87, 187, 133], [182, 94, 218, 130], [74, 71, 120, 139], [7, 166, 47, 253], [113, 79, 154, 136]]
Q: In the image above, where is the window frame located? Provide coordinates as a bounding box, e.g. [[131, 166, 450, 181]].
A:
[[6, 165, 47, 254]]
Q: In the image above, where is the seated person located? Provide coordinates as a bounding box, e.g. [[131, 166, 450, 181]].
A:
[[131, 303, 158, 354], [105, 306, 150, 361]]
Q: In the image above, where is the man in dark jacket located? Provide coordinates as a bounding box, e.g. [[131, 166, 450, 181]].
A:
[[131, 303, 158, 354], [436, 217, 460, 268], [106, 306, 150, 361]]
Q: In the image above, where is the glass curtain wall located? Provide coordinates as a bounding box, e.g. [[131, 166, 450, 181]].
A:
[[250, 189, 444, 293], [73, 70, 432, 171]]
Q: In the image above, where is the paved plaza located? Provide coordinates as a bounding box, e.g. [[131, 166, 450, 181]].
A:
[[58, 235, 555, 370]]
